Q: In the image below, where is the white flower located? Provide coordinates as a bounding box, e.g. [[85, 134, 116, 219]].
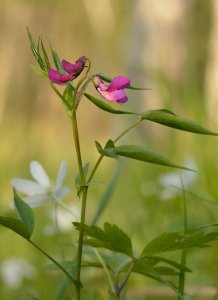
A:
[[11, 160, 70, 208], [0, 257, 37, 289], [158, 157, 198, 200], [43, 202, 81, 236]]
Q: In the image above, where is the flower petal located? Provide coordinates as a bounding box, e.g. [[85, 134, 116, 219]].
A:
[[62, 56, 87, 76], [11, 179, 47, 196], [107, 76, 131, 92], [30, 161, 51, 187], [55, 161, 67, 189], [54, 187, 70, 199], [48, 69, 72, 85], [22, 195, 51, 207], [99, 89, 128, 104]]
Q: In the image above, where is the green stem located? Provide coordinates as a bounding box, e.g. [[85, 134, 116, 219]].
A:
[[114, 260, 136, 298], [178, 175, 187, 298], [113, 118, 142, 143], [29, 240, 78, 286], [71, 111, 87, 300], [94, 249, 115, 294], [87, 117, 142, 184]]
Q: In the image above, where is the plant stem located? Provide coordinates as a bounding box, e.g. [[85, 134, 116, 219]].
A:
[[29, 240, 78, 285], [113, 118, 142, 143], [87, 117, 142, 184], [71, 111, 87, 300], [94, 249, 115, 294], [178, 175, 187, 298], [114, 260, 136, 298]]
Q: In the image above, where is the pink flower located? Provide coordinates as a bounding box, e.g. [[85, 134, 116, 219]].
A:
[[48, 56, 87, 85], [93, 76, 131, 104]]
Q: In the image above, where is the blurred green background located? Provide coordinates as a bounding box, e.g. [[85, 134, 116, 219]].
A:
[[1, 0, 218, 299]]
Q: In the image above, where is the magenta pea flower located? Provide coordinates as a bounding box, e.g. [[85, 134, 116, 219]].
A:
[[48, 56, 87, 85], [93, 76, 131, 104]]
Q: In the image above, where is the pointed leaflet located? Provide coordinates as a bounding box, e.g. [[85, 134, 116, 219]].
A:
[[27, 28, 46, 71], [85, 93, 137, 115], [142, 109, 218, 135], [40, 37, 51, 69], [115, 145, 193, 171], [99, 74, 150, 91], [73, 222, 133, 257], [140, 228, 218, 257], [0, 216, 31, 239], [91, 163, 123, 225], [124, 259, 181, 298], [49, 43, 63, 72], [95, 140, 118, 159], [75, 163, 90, 197], [14, 189, 35, 237]]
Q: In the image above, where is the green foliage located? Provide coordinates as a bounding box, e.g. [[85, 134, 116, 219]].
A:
[[49, 43, 63, 72], [0, 216, 31, 239], [27, 28, 46, 71], [75, 163, 90, 197], [95, 140, 118, 159], [63, 83, 74, 107], [40, 37, 51, 69], [85, 93, 137, 115], [115, 145, 193, 170], [142, 109, 218, 135], [14, 189, 35, 237], [141, 227, 218, 257], [91, 163, 123, 225], [73, 222, 134, 257], [99, 74, 150, 90]]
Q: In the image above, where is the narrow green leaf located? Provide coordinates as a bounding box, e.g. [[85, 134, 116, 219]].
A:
[[49, 43, 63, 72], [40, 37, 51, 69], [63, 84, 74, 107], [84, 93, 137, 115], [95, 140, 118, 159], [75, 163, 90, 197], [140, 256, 191, 273], [91, 163, 123, 225], [27, 28, 46, 70], [99, 74, 150, 90], [115, 145, 193, 171], [129, 260, 181, 297], [140, 229, 218, 257], [14, 189, 35, 237], [0, 216, 31, 239], [73, 222, 134, 257], [142, 109, 218, 135]]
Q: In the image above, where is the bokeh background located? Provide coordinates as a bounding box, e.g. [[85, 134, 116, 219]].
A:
[[1, 0, 218, 299]]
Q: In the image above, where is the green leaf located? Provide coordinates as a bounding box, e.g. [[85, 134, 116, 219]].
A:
[[142, 109, 218, 135], [91, 163, 123, 225], [129, 259, 181, 297], [0, 216, 31, 239], [75, 163, 90, 197], [49, 43, 63, 72], [115, 145, 193, 171], [95, 140, 118, 159], [14, 189, 35, 237], [27, 28, 46, 71], [99, 74, 150, 91], [73, 222, 134, 257], [63, 83, 74, 107], [85, 93, 137, 115], [40, 37, 51, 70], [141, 229, 218, 257]]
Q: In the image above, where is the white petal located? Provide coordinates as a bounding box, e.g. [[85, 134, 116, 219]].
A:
[[30, 161, 51, 187], [55, 161, 67, 189], [22, 194, 51, 207], [11, 178, 48, 196], [54, 187, 70, 199]]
